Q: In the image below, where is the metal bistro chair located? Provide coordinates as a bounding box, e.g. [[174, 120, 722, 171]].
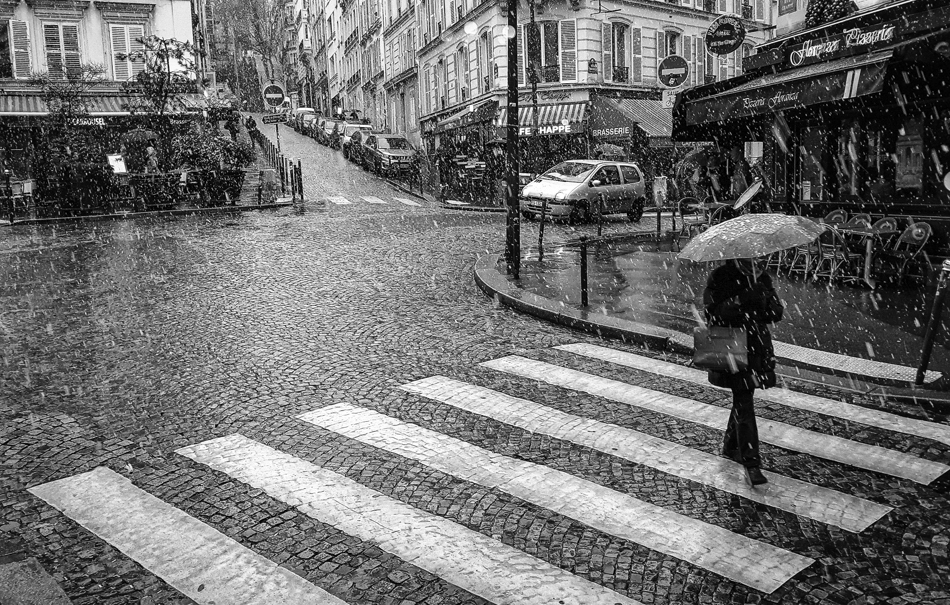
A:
[[875, 221, 932, 284], [871, 216, 901, 250], [812, 227, 863, 282], [787, 224, 825, 278], [677, 197, 709, 238], [823, 209, 849, 225], [841, 213, 872, 228]]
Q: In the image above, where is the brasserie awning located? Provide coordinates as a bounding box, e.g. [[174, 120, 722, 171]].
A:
[[590, 97, 672, 144], [677, 50, 892, 128], [495, 101, 586, 135]]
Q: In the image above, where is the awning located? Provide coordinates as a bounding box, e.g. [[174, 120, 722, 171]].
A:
[[0, 92, 210, 116], [495, 101, 586, 136], [436, 100, 499, 133], [680, 51, 892, 127], [590, 97, 672, 143]]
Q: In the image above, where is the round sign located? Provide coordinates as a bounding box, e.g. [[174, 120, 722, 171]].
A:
[[705, 14, 746, 56], [658, 55, 690, 88], [262, 83, 285, 108]]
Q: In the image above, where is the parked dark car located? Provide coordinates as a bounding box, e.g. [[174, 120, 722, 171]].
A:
[[300, 114, 320, 138], [361, 134, 415, 177], [340, 123, 374, 159], [322, 119, 346, 148], [347, 129, 372, 165]]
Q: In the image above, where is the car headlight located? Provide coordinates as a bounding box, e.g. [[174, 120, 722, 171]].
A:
[[554, 192, 566, 200]]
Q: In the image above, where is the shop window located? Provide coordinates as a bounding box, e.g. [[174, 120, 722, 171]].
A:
[[797, 125, 826, 202], [895, 118, 923, 195]]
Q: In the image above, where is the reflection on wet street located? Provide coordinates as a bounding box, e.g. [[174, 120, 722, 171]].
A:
[[517, 237, 950, 377]]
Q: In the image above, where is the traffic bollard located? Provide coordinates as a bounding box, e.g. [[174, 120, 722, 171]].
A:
[[296, 160, 303, 202], [598, 193, 605, 238], [917, 260, 950, 385], [538, 199, 547, 262], [580, 236, 589, 307]]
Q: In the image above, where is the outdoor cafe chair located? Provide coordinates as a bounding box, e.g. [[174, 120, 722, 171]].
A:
[[841, 213, 871, 228], [676, 197, 709, 238], [871, 216, 901, 248], [823, 209, 848, 225], [812, 227, 863, 282], [787, 237, 820, 277], [874, 221, 932, 284]]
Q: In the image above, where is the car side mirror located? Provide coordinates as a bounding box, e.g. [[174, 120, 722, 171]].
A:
[[591, 180, 602, 188]]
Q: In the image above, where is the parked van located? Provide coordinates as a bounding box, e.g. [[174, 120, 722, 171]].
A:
[[520, 159, 646, 223]]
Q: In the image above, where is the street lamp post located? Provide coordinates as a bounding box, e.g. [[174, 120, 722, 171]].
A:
[[504, 0, 521, 278], [3, 169, 12, 225]]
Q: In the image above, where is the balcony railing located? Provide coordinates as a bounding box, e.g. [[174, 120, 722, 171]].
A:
[[703, 0, 717, 12], [742, 2, 753, 18], [542, 64, 559, 83], [612, 66, 629, 83]]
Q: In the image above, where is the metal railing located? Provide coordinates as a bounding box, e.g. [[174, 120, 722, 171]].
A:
[[613, 66, 629, 83]]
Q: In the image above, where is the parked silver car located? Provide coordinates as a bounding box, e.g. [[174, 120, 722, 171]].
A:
[[520, 160, 647, 223]]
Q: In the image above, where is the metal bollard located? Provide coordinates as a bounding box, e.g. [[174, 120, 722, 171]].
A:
[[296, 160, 303, 202], [538, 199, 547, 262], [579, 235, 589, 307], [598, 193, 605, 238], [656, 206, 662, 238], [917, 260, 950, 385]]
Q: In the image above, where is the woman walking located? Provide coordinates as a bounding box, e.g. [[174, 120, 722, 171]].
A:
[[703, 256, 784, 486]]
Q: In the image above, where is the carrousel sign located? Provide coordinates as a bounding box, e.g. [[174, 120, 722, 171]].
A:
[[705, 14, 746, 55]]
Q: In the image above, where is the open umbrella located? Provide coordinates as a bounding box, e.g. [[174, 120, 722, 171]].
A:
[[678, 213, 827, 262], [121, 127, 158, 144]]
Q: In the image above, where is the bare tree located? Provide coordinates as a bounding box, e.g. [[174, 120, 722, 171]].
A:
[[119, 35, 200, 116], [213, 0, 285, 82], [30, 63, 108, 124]]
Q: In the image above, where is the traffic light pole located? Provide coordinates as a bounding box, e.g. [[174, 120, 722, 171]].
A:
[[505, 0, 521, 279]]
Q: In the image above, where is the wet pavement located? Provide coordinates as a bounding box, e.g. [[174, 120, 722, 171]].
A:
[[1, 121, 949, 605], [515, 236, 950, 382]]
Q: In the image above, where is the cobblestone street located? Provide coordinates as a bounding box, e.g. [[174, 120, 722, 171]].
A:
[[2, 124, 950, 605]]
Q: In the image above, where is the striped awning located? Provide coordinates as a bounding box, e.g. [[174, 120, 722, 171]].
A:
[[496, 101, 586, 135], [0, 92, 210, 116]]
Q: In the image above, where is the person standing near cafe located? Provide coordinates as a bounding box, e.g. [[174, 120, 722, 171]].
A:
[[703, 256, 784, 486]]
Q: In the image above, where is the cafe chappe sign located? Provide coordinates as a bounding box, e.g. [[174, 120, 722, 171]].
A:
[[789, 22, 896, 66]]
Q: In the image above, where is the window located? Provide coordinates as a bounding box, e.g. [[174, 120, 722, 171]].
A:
[[43, 22, 80, 79], [1, 20, 31, 79], [110, 24, 145, 81], [666, 31, 680, 56], [739, 44, 752, 74], [620, 165, 641, 183], [525, 21, 560, 83], [592, 165, 621, 185], [455, 45, 467, 101]]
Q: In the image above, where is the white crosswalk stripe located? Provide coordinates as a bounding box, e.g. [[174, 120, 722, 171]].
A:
[[399, 376, 892, 533], [481, 356, 949, 484], [177, 434, 642, 605], [556, 343, 950, 447], [28, 467, 342, 605], [394, 197, 421, 206], [298, 403, 814, 594], [360, 196, 387, 204], [327, 196, 351, 205]]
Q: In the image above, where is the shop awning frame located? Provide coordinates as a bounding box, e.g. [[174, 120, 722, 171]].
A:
[[679, 50, 892, 128], [590, 97, 672, 142]]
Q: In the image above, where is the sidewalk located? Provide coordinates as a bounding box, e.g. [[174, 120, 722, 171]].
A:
[[474, 235, 950, 408]]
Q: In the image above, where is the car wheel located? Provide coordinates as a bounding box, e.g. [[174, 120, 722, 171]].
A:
[[627, 198, 645, 223]]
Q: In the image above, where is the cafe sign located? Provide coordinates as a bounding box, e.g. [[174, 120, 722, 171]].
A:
[[789, 21, 897, 67], [705, 15, 746, 56]]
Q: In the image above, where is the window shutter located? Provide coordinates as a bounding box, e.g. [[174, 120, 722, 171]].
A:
[[632, 27, 641, 83], [61, 24, 80, 78], [655, 31, 665, 82], [737, 48, 743, 74], [446, 54, 455, 105], [10, 20, 31, 79], [719, 53, 727, 81], [559, 19, 576, 83], [128, 25, 145, 79], [602, 22, 612, 82], [516, 24, 524, 87], [719, 0, 726, 11], [110, 25, 129, 81], [755, 0, 765, 20], [44, 24, 63, 77], [448, 1, 455, 25], [683, 34, 692, 85]]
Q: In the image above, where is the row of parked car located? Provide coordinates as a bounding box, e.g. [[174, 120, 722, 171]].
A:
[[281, 107, 417, 178]]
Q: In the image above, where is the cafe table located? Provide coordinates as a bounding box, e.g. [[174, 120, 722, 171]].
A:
[[834, 225, 898, 289]]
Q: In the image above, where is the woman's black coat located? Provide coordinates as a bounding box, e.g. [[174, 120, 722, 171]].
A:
[[702, 262, 784, 390]]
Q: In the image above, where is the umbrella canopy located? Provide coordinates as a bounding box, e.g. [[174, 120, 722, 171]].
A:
[[121, 128, 159, 143], [678, 213, 827, 262]]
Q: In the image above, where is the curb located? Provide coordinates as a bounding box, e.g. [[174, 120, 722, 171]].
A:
[[0, 201, 294, 226], [383, 179, 428, 202], [473, 252, 950, 408], [441, 203, 507, 213]]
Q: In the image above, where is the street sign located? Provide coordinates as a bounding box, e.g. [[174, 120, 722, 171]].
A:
[[706, 14, 746, 55], [661, 89, 678, 110], [261, 113, 283, 125], [658, 55, 690, 88], [262, 83, 285, 108]]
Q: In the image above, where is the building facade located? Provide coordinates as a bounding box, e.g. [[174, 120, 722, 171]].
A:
[[379, 0, 418, 143]]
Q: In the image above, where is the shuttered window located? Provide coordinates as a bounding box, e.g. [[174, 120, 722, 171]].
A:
[[559, 19, 576, 83], [755, 0, 765, 20], [6, 20, 31, 79], [655, 31, 665, 83], [631, 27, 641, 83], [683, 34, 693, 85], [516, 24, 524, 86], [110, 24, 144, 81], [44, 22, 81, 79], [601, 22, 611, 83]]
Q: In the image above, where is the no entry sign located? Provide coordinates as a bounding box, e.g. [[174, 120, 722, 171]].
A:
[[262, 83, 285, 108], [658, 55, 690, 88]]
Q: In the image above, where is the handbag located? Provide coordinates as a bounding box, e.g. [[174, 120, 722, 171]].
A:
[[693, 326, 748, 373]]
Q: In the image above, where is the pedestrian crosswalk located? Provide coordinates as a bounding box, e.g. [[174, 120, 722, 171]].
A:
[[27, 343, 950, 603], [326, 195, 426, 207]]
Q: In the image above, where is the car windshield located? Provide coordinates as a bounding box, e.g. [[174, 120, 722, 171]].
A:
[[540, 161, 596, 182], [344, 125, 370, 135], [377, 137, 411, 150]]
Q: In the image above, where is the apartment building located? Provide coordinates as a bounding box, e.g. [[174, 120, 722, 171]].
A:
[[416, 0, 773, 175], [379, 0, 418, 144]]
